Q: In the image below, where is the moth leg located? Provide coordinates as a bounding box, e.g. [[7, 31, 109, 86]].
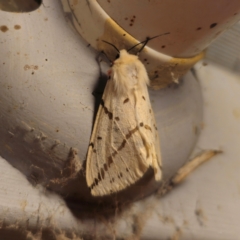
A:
[[158, 150, 222, 196], [96, 51, 113, 74]]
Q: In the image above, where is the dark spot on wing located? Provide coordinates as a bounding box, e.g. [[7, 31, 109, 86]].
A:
[[149, 109, 152, 113], [104, 163, 108, 171], [115, 117, 120, 121], [108, 112, 113, 119], [111, 178, 115, 182], [108, 156, 113, 167], [97, 136, 102, 140], [126, 126, 139, 139], [140, 122, 144, 127], [118, 172, 123, 178], [101, 168, 105, 179], [144, 125, 152, 131], [112, 151, 118, 157], [93, 149, 97, 153], [210, 23, 217, 28], [161, 45, 166, 48], [126, 168, 129, 172], [196, 27, 202, 30], [94, 178, 99, 186], [142, 96, 146, 100], [154, 124, 158, 130], [89, 142, 94, 148], [101, 99, 113, 119], [118, 139, 126, 151], [97, 172, 101, 180], [123, 98, 129, 104]]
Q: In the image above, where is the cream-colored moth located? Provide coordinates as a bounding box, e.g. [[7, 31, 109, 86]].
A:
[[86, 36, 168, 196]]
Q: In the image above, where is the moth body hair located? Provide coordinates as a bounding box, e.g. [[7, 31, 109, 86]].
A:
[[111, 50, 149, 95]]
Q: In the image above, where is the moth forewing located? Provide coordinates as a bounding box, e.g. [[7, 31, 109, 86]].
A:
[[86, 49, 162, 196]]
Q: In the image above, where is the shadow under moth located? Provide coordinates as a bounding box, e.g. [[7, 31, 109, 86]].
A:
[[86, 36, 165, 196]]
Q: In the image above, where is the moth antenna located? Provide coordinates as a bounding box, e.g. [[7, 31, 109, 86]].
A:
[[127, 32, 170, 53], [102, 40, 120, 54]]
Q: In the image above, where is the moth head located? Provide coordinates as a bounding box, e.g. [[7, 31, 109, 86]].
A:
[[111, 49, 149, 94]]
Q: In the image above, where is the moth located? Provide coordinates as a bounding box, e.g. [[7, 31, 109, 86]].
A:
[[86, 36, 168, 196]]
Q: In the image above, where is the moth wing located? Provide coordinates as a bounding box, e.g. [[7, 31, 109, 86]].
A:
[[135, 85, 162, 181], [86, 79, 162, 196]]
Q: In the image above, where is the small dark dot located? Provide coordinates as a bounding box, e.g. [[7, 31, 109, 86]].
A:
[[0, 25, 8, 32], [210, 23, 217, 28], [125, 17, 128, 20], [234, 13, 238, 16], [140, 122, 144, 127], [130, 19, 134, 22], [147, 62, 149, 65], [118, 172, 123, 178], [115, 117, 120, 121], [144, 59, 147, 61], [94, 178, 98, 185], [104, 164, 108, 171], [93, 149, 97, 153], [14, 25, 21, 30], [154, 70, 158, 74], [155, 74, 159, 78], [161, 45, 166, 48], [133, 15, 136, 18], [196, 27, 202, 31], [126, 168, 129, 172], [56, 129, 59, 132], [45, 59, 48, 61], [97, 136, 102, 140], [31, 72, 34, 75], [123, 33, 126, 36], [130, 23, 133, 26]]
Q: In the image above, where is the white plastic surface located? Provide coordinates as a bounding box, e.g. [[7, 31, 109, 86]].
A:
[[0, 1, 202, 202], [0, 1, 240, 239], [0, 61, 240, 239]]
